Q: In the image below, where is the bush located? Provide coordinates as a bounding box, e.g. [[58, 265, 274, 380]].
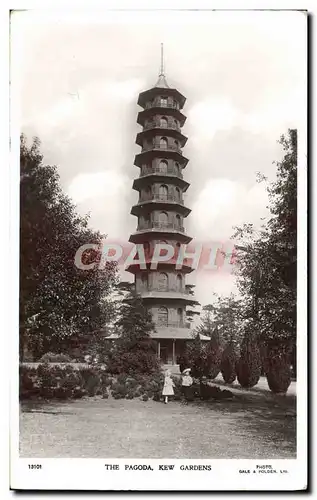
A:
[[81, 369, 101, 397], [38, 352, 72, 363], [205, 337, 222, 379], [265, 344, 292, 394], [237, 332, 261, 388], [111, 382, 128, 399], [220, 343, 237, 384], [177, 352, 191, 373]]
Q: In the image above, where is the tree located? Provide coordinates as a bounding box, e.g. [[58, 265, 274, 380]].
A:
[[236, 328, 261, 388], [204, 327, 222, 379], [186, 334, 208, 381], [265, 342, 292, 394], [221, 343, 237, 384], [20, 135, 118, 359], [233, 129, 297, 392], [107, 292, 159, 374], [198, 295, 243, 350]]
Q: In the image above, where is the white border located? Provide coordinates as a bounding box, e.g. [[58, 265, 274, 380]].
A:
[[7, 4, 308, 492]]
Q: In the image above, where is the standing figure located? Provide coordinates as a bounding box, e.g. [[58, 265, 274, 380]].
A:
[[162, 370, 175, 403], [181, 368, 193, 401]]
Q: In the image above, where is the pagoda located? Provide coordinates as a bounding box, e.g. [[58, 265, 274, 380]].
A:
[[127, 45, 199, 366]]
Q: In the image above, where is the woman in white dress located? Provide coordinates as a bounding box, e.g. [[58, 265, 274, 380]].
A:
[[162, 370, 175, 403]]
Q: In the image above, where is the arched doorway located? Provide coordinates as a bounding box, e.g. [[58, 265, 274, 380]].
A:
[[158, 306, 168, 326], [159, 184, 168, 201], [160, 117, 168, 128], [158, 160, 168, 173], [158, 272, 168, 291], [159, 211, 168, 228], [160, 137, 168, 149]]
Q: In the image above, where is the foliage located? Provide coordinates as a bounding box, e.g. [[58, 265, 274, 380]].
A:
[[199, 382, 234, 401], [107, 292, 159, 375], [220, 343, 237, 384], [186, 334, 209, 380], [265, 342, 292, 394], [177, 350, 191, 373], [236, 330, 262, 388], [20, 363, 166, 401], [232, 129, 297, 358], [38, 352, 72, 363], [204, 328, 222, 379], [197, 295, 244, 350], [20, 135, 118, 360]]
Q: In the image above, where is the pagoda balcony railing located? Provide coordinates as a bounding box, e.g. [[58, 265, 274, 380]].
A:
[[139, 193, 184, 204], [148, 286, 191, 294], [141, 142, 182, 154], [143, 121, 181, 132], [156, 321, 191, 329], [137, 221, 185, 233], [140, 166, 183, 179], [145, 100, 180, 110]]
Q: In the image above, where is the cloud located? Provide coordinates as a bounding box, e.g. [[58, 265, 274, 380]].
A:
[[18, 11, 306, 305], [190, 178, 269, 241], [68, 171, 127, 204]]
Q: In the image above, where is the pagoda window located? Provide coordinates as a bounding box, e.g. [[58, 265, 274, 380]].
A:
[[174, 139, 179, 150], [158, 239, 169, 257], [176, 274, 183, 291], [160, 137, 168, 149], [173, 119, 178, 129], [159, 184, 168, 200], [176, 242, 181, 257], [158, 307, 168, 326], [159, 211, 168, 227], [160, 117, 168, 128], [175, 187, 181, 201], [175, 162, 180, 175], [160, 97, 168, 107], [175, 214, 181, 228], [158, 160, 168, 173], [158, 272, 168, 291], [173, 99, 179, 109]]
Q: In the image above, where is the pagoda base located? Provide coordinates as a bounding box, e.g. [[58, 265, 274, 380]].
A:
[[155, 337, 187, 366], [152, 328, 211, 366]]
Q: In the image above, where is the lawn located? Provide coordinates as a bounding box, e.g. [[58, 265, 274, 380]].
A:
[[20, 390, 296, 459]]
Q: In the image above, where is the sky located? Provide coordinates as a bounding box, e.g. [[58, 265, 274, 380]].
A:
[[16, 9, 306, 307]]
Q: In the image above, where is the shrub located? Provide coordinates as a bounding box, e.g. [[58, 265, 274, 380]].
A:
[[142, 394, 149, 402], [265, 343, 292, 394], [39, 352, 72, 363], [205, 336, 222, 379], [111, 382, 128, 399], [84, 372, 101, 397], [177, 351, 191, 373], [220, 343, 237, 384], [237, 331, 261, 388]]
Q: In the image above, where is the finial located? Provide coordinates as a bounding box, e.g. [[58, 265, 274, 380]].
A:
[[159, 43, 164, 76]]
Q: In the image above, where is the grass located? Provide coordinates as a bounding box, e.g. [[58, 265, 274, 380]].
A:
[[20, 390, 296, 459]]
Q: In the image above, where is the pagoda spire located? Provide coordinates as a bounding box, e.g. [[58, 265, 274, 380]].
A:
[[159, 42, 164, 76], [155, 43, 169, 89]]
